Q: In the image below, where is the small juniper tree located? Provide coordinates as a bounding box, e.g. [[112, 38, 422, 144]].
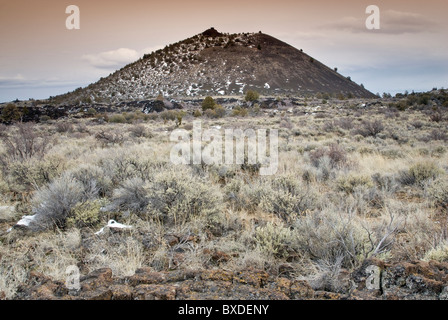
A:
[[202, 96, 216, 111], [245, 90, 260, 102]]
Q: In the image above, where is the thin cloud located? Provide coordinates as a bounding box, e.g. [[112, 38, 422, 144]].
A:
[[0, 74, 78, 89], [81, 48, 141, 69], [381, 10, 439, 34], [321, 10, 439, 35], [82, 46, 163, 69]]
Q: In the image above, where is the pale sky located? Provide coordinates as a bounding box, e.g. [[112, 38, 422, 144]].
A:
[[0, 0, 447, 102]]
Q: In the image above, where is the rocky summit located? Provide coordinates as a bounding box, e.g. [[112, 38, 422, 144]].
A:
[[55, 28, 376, 104]]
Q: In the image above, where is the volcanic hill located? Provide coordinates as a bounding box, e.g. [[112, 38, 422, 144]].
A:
[[55, 28, 376, 104]]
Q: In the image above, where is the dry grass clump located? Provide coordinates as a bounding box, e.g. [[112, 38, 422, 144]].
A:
[[84, 236, 145, 277]]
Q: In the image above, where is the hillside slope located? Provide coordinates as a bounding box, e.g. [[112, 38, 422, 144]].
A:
[[54, 28, 376, 104]]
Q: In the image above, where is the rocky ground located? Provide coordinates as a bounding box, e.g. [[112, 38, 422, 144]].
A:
[[10, 258, 448, 300]]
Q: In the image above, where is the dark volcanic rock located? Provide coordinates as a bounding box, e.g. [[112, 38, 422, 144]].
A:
[[16, 259, 448, 300], [349, 259, 448, 300]]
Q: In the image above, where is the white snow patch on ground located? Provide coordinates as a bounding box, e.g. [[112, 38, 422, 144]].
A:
[[264, 83, 270, 89]]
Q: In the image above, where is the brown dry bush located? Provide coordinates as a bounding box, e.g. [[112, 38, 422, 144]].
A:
[[1, 122, 50, 162], [352, 119, 384, 137]]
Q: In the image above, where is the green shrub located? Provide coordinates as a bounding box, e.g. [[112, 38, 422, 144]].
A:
[[399, 162, 443, 187], [424, 243, 448, 262], [232, 106, 248, 117], [160, 110, 183, 123], [245, 90, 260, 102], [259, 175, 317, 221], [204, 105, 226, 118], [86, 108, 97, 116], [424, 178, 448, 208], [293, 206, 373, 269], [39, 115, 51, 123], [1, 104, 21, 123], [202, 96, 216, 111], [147, 167, 223, 226], [254, 222, 294, 258], [108, 114, 127, 123], [337, 174, 374, 194], [66, 200, 103, 228], [193, 109, 202, 117]]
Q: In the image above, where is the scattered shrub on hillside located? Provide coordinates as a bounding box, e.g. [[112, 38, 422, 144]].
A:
[[85, 237, 144, 277], [160, 110, 185, 123], [371, 173, 399, 193], [335, 118, 354, 130], [424, 243, 448, 262], [293, 204, 399, 270], [429, 112, 443, 123], [193, 109, 202, 117], [424, 129, 448, 142]]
